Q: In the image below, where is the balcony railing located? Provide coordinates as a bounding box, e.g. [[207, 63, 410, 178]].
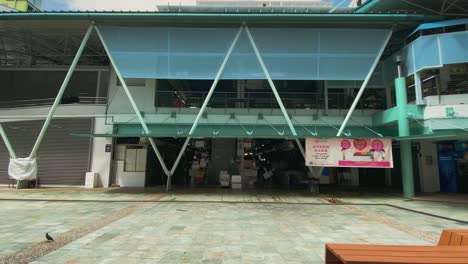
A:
[[155, 91, 385, 110], [0, 96, 107, 109]]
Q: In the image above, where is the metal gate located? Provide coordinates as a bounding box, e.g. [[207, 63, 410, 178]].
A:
[[0, 118, 92, 186]]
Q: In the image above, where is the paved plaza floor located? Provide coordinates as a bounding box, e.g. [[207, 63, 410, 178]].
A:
[[0, 187, 467, 263]]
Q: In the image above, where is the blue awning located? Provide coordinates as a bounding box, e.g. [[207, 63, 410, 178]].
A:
[[409, 19, 468, 37], [98, 26, 390, 81]]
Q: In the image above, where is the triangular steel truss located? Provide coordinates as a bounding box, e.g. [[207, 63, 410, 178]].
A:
[[0, 21, 392, 190]]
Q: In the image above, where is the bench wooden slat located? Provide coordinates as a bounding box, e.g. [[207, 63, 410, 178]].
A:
[[326, 230, 468, 264], [333, 250, 468, 258], [342, 255, 468, 264], [462, 237, 468, 246], [452, 233, 462, 246], [438, 230, 468, 246], [439, 229, 452, 245], [327, 244, 468, 252]]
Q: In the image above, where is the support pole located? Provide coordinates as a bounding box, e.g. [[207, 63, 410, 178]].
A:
[[324, 81, 329, 115], [329, 0, 349, 13], [295, 138, 316, 177], [414, 71, 424, 105], [166, 26, 244, 191], [0, 124, 16, 159], [95, 25, 171, 177], [29, 22, 95, 158], [336, 30, 393, 137], [395, 77, 415, 198], [245, 25, 297, 136], [295, 138, 320, 193]]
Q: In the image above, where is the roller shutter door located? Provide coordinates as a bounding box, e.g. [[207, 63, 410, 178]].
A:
[[0, 118, 92, 186]]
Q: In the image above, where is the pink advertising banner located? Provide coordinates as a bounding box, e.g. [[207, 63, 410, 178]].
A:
[[305, 138, 393, 168]]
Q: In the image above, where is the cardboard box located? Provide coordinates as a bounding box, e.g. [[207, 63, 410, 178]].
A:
[[231, 175, 242, 184], [242, 169, 257, 177], [194, 141, 205, 148], [243, 160, 255, 169], [219, 171, 230, 187], [231, 183, 242, 189]]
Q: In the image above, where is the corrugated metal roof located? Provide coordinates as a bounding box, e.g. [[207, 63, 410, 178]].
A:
[[354, 0, 468, 17], [0, 11, 443, 23]]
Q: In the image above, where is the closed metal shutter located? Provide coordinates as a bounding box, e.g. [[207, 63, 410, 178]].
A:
[[0, 118, 92, 186]]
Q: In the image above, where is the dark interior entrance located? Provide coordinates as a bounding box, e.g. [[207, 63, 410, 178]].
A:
[[145, 138, 193, 187]]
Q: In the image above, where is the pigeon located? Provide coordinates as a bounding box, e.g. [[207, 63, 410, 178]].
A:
[[45, 233, 54, 242]]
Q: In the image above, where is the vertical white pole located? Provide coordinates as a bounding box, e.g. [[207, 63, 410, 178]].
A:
[[329, 0, 349, 13], [324, 81, 329, 115], [414, 71, 424, 105], [29, 22, 95, 158], [295, 138, 315, 177], [336, 30, 393, 137], [96, 70, 102, 102]]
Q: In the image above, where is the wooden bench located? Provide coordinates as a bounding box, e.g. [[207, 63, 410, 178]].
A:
[[326, 230, 468, 264], [438, 230, 468, 246]]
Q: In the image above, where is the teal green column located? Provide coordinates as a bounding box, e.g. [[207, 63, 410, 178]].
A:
[[395, 77, 415, 198]]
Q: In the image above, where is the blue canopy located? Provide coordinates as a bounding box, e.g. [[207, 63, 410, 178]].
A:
[[98, 26, 390, 80], [409, 19, 468, 36]]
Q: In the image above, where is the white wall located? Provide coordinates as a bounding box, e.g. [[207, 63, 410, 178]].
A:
[[89, 117, 113, 187], [107, 68, 156, 114], [424, 104, 468, 119], [418, 141, 440, 193], [115, 161, 146, 187], [425, 94, 468, 107]]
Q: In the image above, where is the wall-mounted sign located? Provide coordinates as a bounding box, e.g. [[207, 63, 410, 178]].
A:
[[305, 138, 393, 168], [105, 144, 112, 153]]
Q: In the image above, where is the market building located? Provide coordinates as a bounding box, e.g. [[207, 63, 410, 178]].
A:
[[0, 0, 467, 197]]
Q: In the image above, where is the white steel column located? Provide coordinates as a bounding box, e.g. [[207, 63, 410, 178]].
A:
[[295, 138, 319, 178], [96, 70, 102, 102], [324, 81, 329, 115], [329, 0, 349, 13], [94, 25, 171, 177], [0, 124, 16, 159], [244, 25, 297, 137], [414, 71, 424, 105], [336, 30, 393, 137], [29, 22, 95, 158], [166, 26, 244, 191]]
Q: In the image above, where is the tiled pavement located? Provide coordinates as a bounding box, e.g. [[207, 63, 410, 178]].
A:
[[0, 200, 132, 257], [0, 188, 467, 263]]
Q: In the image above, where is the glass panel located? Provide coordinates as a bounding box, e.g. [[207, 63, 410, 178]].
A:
[[441, 31, 468, 65], [99, 26, 390, 80], [413, 36, 441, 70]]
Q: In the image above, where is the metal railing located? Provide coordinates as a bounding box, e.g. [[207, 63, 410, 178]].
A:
[[0, 96, 107, 109], [156, 91, 385, 110]]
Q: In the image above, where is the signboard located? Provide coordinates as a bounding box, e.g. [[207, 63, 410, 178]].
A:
[[105, 144, 112, 153], [306, 138, 393, 168]]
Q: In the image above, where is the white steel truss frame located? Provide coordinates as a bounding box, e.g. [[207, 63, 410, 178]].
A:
[[0, 22, 393, 192]]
